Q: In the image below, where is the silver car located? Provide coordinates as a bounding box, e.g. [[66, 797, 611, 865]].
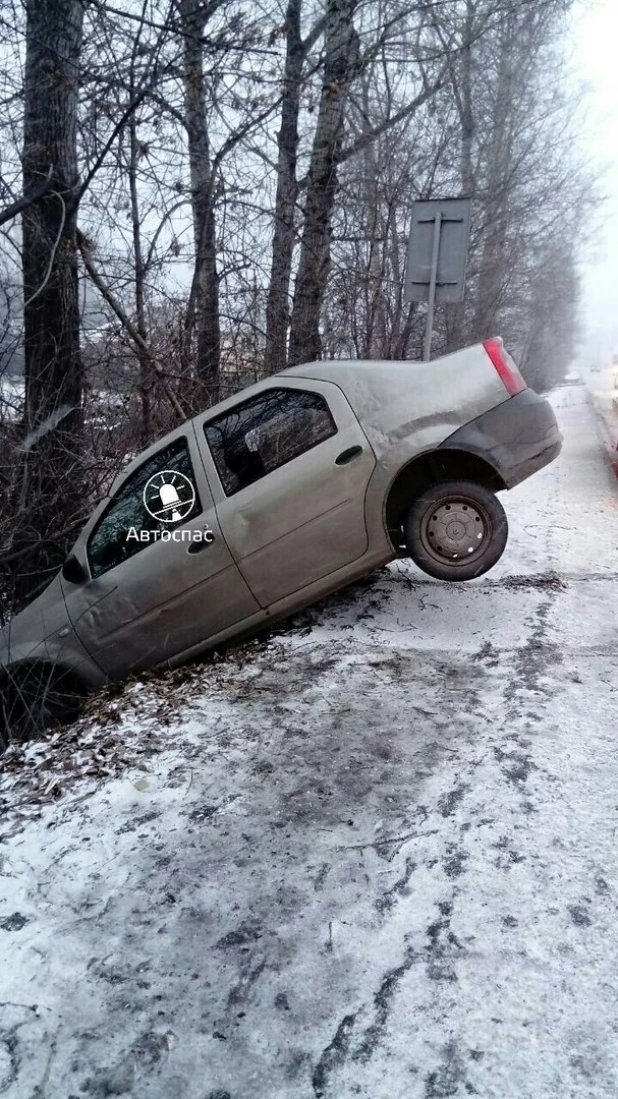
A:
[[0, 338, 561, 739]]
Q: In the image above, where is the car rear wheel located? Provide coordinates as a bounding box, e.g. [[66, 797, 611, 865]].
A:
[[404, 480, 508, 582]]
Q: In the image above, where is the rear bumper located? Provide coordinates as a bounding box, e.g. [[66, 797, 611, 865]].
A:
[[439, 389, 562, 489]]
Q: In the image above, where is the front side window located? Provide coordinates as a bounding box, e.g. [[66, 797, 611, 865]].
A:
[[87, 437, 201, 578], [204, 388, 337, 496]]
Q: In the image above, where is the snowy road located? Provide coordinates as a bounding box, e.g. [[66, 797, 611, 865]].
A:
[[1, 385, 618, 1099]]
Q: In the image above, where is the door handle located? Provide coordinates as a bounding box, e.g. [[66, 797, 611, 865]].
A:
[[187, 532, 215, 554], [335, 445, 363, 465]]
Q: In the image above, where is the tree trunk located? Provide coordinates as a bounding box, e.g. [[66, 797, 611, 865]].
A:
[[359, 74, 388, 360], [444, 0, 475, 354], [181, 0, 220, 400], [287, 0, 360, 367], [128, 114, 152, 444], [469, 12, 514, 342], [263, 0, 304, 376], [16, 0, 85, 600]]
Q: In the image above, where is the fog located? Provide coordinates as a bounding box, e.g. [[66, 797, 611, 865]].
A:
[[572, 0, 618, 364]]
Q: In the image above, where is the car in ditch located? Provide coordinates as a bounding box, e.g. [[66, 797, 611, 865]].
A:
[[0, 337, 562, 740]]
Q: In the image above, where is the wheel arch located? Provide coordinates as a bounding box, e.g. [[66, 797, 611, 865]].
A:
[[384, 448, 506, 551], [0, 660, 90, 750]]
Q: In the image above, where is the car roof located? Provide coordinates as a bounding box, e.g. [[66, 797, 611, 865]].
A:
[[281, 359, 420, 379], [107, 351, 471, 496], [196, 359, 412, 425]]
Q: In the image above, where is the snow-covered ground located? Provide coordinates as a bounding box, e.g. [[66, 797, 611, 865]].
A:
[[1, 385, 617, 1099], [587, 365, 618, 457]]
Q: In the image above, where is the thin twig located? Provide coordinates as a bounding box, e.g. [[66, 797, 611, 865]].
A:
[[23, 194, 66, 308]]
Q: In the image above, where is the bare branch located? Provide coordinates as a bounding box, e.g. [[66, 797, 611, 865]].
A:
[[0, 166, 53, 228]]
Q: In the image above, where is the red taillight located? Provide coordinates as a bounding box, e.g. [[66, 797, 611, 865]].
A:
[[483, 337, 526, 396]]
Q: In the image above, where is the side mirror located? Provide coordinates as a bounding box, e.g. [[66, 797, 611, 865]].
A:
[[62, 554, 87, 585]]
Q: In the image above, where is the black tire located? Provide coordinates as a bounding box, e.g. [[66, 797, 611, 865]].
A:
[[404, 479, 508, 582]]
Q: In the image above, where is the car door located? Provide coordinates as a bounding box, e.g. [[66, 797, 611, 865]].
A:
[[61, 427, 261, 677], [198, 379, 376, 607]]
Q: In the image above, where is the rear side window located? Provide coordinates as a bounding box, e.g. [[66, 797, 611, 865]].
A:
[[87, 437, 201, 578], [204, 387, 337, 496]]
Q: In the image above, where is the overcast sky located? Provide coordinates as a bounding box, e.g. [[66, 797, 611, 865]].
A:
[[570, 0, 618, 361]]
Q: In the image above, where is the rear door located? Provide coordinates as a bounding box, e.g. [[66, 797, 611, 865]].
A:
[[198, 379, 376, 607], [63, 429, 261, 676]]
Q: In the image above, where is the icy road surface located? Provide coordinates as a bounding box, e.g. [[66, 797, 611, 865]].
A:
[[1, 386, 618, 1099]]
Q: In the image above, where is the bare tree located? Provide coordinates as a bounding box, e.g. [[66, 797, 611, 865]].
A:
[[287, 0, 446, 367], [321, 0, 591, 371], [13, 0, 86, 598], [180, 0, 223, 397], [286, 0, 362, 366], [263, 0, 330, 375]]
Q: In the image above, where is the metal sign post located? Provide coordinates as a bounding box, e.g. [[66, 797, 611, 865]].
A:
[[423, 209, 442, 363], [404, 197, 472, 361]]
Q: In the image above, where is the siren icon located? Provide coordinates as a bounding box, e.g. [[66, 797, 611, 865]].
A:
[[158, 481, 182, 522], [143, 469, 196, 523]]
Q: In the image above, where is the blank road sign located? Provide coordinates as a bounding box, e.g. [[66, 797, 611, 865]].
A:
[[404, 198, 471, 304]]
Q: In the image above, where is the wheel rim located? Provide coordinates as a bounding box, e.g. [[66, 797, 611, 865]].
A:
[[420, 496, 491, 565]]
